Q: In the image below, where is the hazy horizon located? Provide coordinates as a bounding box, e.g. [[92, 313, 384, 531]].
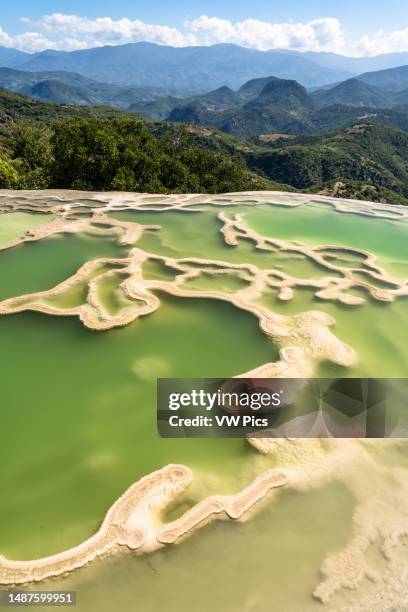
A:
[[0, 1, 408, 58], [5, 39, 408, 60]]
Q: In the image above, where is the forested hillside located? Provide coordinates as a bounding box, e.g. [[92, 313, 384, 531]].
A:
[[246, 124, 408, 204], [0, 89, 277, 192], [1, 84, 408, 205]]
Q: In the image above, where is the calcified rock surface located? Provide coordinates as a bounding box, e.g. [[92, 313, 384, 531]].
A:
[[249, 437, 408, 609], [2, 191, 408, 373], [0, 465, 191, 585], [1, 190, 408, 609], [0, 465, 287, 585]]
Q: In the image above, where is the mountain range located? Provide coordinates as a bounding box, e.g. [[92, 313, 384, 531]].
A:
[[1, 41, 408, 91], [0, 82, 408, 205], [1, 41, 408, 139], [0, 67, 173, 109], [1, 40, 408, 204], [136, 69, 408, 138], [1, 41, 408, 146], [0, 43, 354, 90], [0, 42, 408, 117]]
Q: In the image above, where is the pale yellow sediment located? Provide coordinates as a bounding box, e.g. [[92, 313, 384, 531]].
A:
[[245, 437, 408, 607], [2, 188, 408, 221], [1, 191, 408, 605], [0, 465, 287, 585], [1, 200, 404, 362], [157, 469, 287, 544], [0, 244, 358, 369], [0, 465, 190, 585]]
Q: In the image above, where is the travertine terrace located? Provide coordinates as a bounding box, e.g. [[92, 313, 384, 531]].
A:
[[1, 190, 408, 608], [0, 466, 287, 585]]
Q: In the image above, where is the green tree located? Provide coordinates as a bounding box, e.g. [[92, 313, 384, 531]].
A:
[[0, 157, 18, 188], [51, 119, 119, 189], [13, 125, 53, 171]]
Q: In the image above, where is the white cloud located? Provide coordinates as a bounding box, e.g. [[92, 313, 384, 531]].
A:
[[0, 13, 408, 56], [12, 32, 57, 52], [355, 27, 408, 56], [0, 24, 56, 52], [185, 15, 346, 53], [0, 26, 12, 47], [13, 13, 348, 53], [21, 13, 196, 49]]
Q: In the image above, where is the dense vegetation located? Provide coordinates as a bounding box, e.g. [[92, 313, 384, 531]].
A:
[[246, 124, 408, 204], [165, 78, 408, 139], [0, 87, 123, 129], [0, 92, 275, 192], [1, 84, 408, 204], [48, 117, 271, 192]]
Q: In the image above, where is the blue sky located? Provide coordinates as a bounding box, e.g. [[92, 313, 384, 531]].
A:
[[1, 0, 408, 56]]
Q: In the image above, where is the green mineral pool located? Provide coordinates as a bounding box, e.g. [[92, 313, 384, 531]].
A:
[[0, 296, 277, 560], [1, 192, 408, 611]]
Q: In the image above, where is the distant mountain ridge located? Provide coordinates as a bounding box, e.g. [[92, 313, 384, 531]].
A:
[[301, 51, 408, 75], [246, 78, 312, 111], [147, 71, 408, 138], [0, 46, 28, 68], [1, 42, 408, 142], [0, 42, 351, 89], [0, 83, 408, 206], [2, 42, 408, 90], [0, 67, 171, 109], [357, 65, 408, 91], [0, 42, 353, 90], [2, 41, 408, 91], [312, 78, 393, 108]]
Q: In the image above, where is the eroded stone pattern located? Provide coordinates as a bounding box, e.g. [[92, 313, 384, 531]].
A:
[[0, 464, 287, 585], [1, 190, 408, 609]]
